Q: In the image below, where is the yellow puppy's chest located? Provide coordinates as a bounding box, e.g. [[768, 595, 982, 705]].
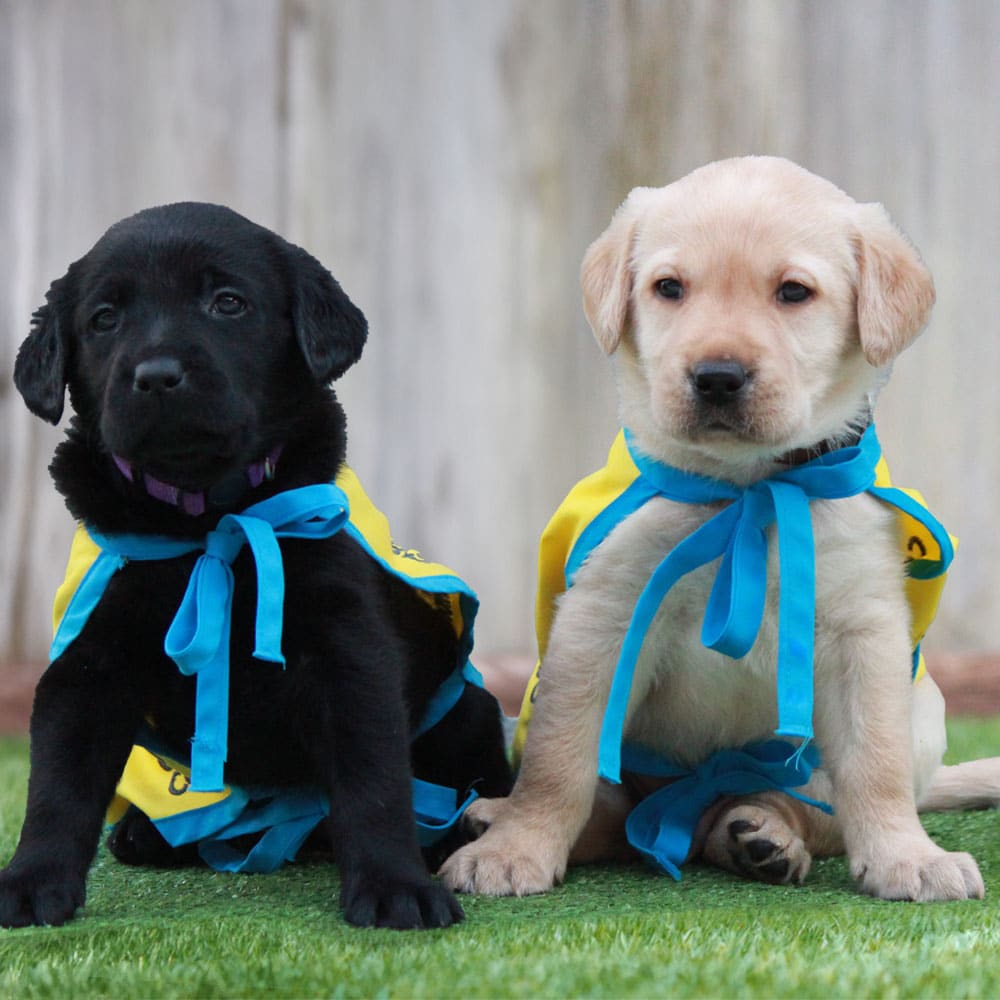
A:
[[606, 492, 907, 768]]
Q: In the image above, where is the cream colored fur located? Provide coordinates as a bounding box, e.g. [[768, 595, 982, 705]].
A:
[[441, 156, 999, 902]]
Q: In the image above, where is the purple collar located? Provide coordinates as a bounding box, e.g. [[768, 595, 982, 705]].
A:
[[112, 444, 284, 517]]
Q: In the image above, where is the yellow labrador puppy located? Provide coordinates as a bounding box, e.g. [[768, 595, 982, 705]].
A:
[[442, 156, 999, 902]]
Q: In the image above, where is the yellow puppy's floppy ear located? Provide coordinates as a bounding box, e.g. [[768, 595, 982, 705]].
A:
[[581, 189, 651, 355], [853, 202, 936, 367]]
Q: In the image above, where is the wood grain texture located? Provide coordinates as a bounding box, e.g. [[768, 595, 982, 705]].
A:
[[2, 0, 1000, 666]]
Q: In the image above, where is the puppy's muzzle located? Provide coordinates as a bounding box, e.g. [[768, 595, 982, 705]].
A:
[[133, 357, 186, 395], [690, 360, 750, 407]]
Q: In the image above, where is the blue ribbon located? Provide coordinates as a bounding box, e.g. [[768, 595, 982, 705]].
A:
[[51, 483, 351, 792]]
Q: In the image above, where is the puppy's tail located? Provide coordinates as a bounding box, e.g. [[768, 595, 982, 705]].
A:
[[918, 758, 1000, 812]]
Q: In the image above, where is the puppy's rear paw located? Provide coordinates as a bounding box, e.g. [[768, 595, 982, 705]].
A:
[[439, 829, 566, 896], [340, 871, 464, 930], [702, 803, 812, 885], [852, 845, 984, 901], [0, 864, 86, 928], [107, 807, 200, 868]]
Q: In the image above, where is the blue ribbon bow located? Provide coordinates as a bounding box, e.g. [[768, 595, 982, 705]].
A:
[[621, 739, 832, 878], [51, 483, 351, 791]]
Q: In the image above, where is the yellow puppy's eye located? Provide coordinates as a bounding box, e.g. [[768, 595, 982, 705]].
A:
[[778, 281, 812, 303], [655, 278, 683, 300]]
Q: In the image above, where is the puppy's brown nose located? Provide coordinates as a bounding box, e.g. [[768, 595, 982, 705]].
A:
[[691, 360, 748, 405], [133, 357, 185, 394]]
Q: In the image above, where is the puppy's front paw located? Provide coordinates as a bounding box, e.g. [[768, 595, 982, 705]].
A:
[[340, 869, 464, 930], [702, 802, 812, 885], [0, 862, 86, 928], [439, 826, 567, 896], [852, 842, 985, 901]]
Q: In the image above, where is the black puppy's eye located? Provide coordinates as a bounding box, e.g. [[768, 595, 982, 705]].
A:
[[655, 278, 684, 300], [89, 307, 118, 333], [777, 281, 812, 304], [211, 292, 247, 316]]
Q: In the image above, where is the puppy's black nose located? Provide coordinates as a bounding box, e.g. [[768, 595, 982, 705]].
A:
[[133, 357, 185, 394], [691, 360, 748, 405]]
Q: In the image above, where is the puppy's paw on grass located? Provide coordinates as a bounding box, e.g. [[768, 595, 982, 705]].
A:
[[702, 802, 812, 885], [440, 833, 565, 896], [0, 864, 86, 928], [340, 871, 464, 930], [851, 844, 984, 901]]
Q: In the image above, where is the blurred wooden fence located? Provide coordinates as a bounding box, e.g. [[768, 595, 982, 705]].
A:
[[3, 0, 1000, 666]]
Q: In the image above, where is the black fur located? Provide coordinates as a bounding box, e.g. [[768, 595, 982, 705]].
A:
[[3, 203, 511, 930]]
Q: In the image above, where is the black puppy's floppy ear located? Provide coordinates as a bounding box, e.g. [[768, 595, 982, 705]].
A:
[[286, 245, 368, 382], [14, 276, 73, 424]]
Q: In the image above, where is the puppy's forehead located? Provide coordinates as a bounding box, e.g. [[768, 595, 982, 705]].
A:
[[81, 203, 282, 292], [634, 158, 857, 277]]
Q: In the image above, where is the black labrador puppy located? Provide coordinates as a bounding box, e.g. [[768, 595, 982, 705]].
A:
[[3, 203, 511, 930]]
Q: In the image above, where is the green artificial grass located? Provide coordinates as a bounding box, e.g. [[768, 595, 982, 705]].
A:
[[0, 719, 998, 999]]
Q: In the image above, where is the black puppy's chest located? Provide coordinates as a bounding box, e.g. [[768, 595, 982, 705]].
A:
[[89, 539, 340, 784]]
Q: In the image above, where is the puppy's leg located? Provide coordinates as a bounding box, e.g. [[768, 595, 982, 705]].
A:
[[312, 624, 465, 930], [817, 624, 983, 901], [0, 654, 142, 927], [442, 501, 682, 896], [438, 639, 604, 893], [698, 762, 853, 884], [440, 577, 643, 895]]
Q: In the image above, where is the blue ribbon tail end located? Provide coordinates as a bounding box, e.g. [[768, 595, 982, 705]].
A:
[[634, 845, 683, 881]]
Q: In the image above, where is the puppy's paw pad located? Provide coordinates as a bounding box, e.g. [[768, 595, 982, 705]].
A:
[[703, 804, 811, 885], [853, 848, 984, 901], [439, 835, 564, 897], [461, 796, 508, 839]]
